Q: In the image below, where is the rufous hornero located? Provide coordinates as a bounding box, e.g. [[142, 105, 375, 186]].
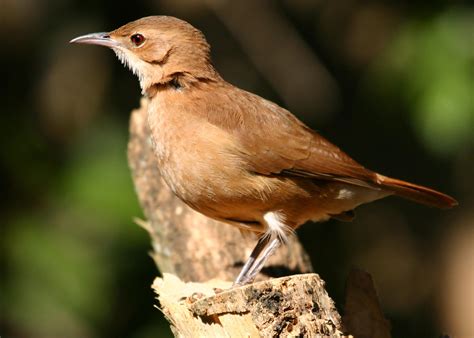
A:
[[71, 16, 457, 286]]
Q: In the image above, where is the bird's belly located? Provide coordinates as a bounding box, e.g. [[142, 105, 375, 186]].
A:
[[158, 155, 270, 227]]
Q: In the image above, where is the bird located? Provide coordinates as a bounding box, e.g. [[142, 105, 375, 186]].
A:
[[71, 16, 457, 286]]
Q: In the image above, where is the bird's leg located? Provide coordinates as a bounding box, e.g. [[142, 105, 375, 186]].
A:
[[233, 235, 271, 286], [234, 211, 289, 286], [233, 235, 282, 286], [240, 237, 281, 285]]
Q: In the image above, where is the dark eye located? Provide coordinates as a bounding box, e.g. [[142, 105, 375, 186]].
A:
[[130, 33, 145, 46]]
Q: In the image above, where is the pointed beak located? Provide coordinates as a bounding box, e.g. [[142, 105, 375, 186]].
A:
[[70, 32, 119, 48]]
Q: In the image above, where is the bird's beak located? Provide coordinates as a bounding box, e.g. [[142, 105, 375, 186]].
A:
[[70, 32, 119, 48]]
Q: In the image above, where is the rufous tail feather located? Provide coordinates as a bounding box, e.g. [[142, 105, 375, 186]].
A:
[[375, 174, 458, 209]]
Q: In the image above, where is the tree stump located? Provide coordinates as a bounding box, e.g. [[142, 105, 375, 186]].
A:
[[153, 273, 346, 337]]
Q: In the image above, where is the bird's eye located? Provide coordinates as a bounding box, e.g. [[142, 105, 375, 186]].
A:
[[130, 33, 145, 46]]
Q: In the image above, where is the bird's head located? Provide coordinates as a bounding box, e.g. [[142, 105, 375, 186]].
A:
[[71, 16, 218, 95]]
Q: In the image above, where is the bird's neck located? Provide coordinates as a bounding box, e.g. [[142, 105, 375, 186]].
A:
[[146, 59, 222, 97], [162, 62, 220, 83]]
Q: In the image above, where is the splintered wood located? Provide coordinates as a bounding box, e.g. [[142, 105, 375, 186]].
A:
[[153, 273, 350, 338]]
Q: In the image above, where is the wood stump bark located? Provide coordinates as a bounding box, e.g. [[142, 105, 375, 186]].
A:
[[154, 273, 345, 337]]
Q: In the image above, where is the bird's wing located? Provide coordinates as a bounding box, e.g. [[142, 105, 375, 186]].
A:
[[207, 87, 379, 188]]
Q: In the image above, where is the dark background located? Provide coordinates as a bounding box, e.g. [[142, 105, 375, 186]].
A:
[[2, 0, 473, 337]]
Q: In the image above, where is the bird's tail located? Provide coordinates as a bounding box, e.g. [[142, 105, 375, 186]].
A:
[[375, 174, 458, 209]]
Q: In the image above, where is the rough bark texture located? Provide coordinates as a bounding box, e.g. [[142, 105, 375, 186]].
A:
[[153, 273, 348, 338], [127, 98, 313, 282]]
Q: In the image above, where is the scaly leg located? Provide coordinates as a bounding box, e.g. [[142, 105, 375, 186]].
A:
[[233, 211, 288, 286], [234, 237, 281, 286], [233, 235, 271, 286]]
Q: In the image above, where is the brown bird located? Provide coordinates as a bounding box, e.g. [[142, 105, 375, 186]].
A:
[[71, 16, 457, 285]]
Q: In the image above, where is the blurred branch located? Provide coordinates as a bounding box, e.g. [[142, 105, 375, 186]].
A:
[[206, 0, 341, 120], [343, 269, 392, 338]]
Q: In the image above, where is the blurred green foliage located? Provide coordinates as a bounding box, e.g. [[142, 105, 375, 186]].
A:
[[368, 9, 473, 156], [2, 122, 168, 337]]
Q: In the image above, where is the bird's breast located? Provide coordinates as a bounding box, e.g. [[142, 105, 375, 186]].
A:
[[146, 94, 248, 207]]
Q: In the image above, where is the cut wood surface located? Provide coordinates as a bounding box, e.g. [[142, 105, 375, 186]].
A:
[[154, 273, 348, 338]]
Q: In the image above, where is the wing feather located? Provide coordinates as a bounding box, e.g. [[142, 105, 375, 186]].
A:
[[207, 87, 379, 187]]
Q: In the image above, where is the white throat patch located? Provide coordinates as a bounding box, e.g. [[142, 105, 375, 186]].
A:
[[112, 47, 150, 94]]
